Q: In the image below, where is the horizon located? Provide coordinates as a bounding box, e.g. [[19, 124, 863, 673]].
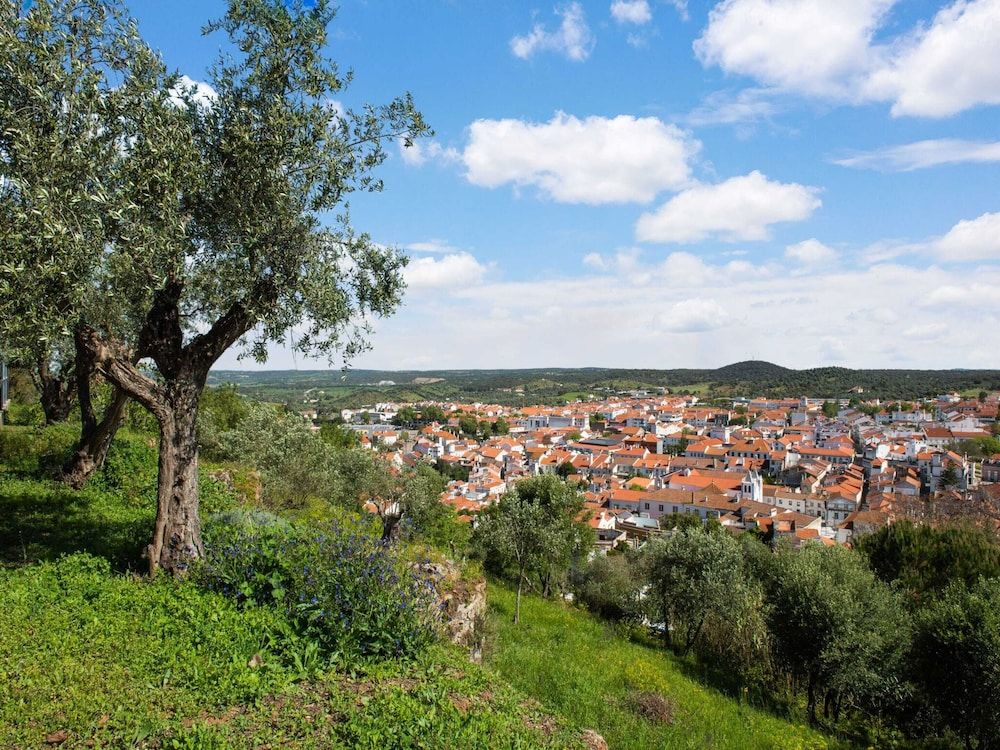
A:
[[206, 359, 999, 375]]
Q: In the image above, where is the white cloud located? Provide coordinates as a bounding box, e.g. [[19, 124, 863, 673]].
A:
[[397, 139, 461, 167], [933, 212, 1000, 261], [903, 322, 948, 339], [169, 75, 217, 109], [685, 88, 780, 126], [925, 283, 1000, 306], [462, 113, 699, 204], [694, 0, 893, 98], [785, 239, 839, 265], [404, 253, 489, 290], [653, 299, 729, 332], [635, 171, 821, 243], [218, 248, 1000, 370], [694, 0, 1000, 118], [668, 0, 690, 20], [611, 0, 652, 25], [511, 3, 595, 62], [865, 0, 1000, 117], [582, 252, 609, 270], [834, 138, 1000, 171], [857, 211, 1000, 264], [406, 239, 464, 255]]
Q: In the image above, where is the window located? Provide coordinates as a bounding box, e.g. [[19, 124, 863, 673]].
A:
[[644, 503, 650, 510], [659, 504, 664, 512]]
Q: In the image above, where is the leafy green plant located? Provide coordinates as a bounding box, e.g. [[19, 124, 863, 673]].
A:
[[198, 514, 435, 660]]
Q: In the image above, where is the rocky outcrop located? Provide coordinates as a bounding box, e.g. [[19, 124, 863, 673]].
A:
[[413, 558, 488, 658], [207, 467, 263, 505]]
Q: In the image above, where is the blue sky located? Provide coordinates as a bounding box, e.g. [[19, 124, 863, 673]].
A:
[[130, 0, 1000, 371]]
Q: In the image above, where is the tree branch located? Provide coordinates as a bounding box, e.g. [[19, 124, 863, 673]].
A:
[[78, 324, 167, 420]]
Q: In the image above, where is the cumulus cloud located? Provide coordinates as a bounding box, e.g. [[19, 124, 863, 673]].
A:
[[462, 113, 699, 204], [168, 75, 217, 109], [834, 139, 1000, 171], [925, 283, 1000, 307], [219, 246, 1000, 370], [865, 0, 1000, 117], [611, 0, 652, 24], [785, 239, 839, 265], [694, 0, 1000, 118], [932, 212, 1000, 261], [511, 3, 595, 62], [635, 171, 822, 243], [694, 0, 892, 99], [404, 252, 489, 290]]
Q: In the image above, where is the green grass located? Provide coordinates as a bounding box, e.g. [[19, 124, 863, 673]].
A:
[[0, 554, 584, 749], [485, 584, 837, 750], [0, 425, 585, 749]]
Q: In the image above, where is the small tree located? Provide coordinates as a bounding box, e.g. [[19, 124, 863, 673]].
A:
[[912, 578, 1000, 748], [473, 475, 585, 623], [1, 0, 143, 482], [641, 526, 747, 655], [758, 543, 908, 725], [457, 414, 478, 437]]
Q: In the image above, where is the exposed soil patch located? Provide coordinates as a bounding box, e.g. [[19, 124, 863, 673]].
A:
[[627, 691, 675, 724]]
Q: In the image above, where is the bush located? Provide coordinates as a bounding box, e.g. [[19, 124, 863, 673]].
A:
[[197, 513, 435, 660], [4, 400, 44, 427], [96, 431, 158, 503]]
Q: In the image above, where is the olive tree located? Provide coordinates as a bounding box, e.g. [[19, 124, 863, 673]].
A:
[[1, 0, 140, 475], [473, 475, 587, 623], [2, 0, 427, 574], [641, 526, 749, 656]]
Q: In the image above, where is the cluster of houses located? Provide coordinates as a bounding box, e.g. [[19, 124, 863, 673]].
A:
[[333, 390, 1000, 551]]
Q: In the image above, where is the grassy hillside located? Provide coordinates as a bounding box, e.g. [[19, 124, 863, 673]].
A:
[[486, 585, 837, 750], [1, 422, 844, 749], [0, 556, 585, 749]]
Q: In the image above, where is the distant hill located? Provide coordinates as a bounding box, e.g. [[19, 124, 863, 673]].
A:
[[209, 361, 1000, 408], [712, 360, 793, 382]]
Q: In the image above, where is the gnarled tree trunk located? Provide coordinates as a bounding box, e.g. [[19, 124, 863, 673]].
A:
[[62, 387, 129, 488], [147, 381, 204, 575], [32, 355, 75, 424], [62, 329, 130, 487], [79, 283, 253, 577]]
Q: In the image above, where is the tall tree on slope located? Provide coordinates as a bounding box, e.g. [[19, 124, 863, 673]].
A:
[[2, 0, 427, 574]]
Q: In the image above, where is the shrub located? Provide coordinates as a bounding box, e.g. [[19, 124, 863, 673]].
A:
[[197, 514, 435, 660], [96, 431, 158, 503]]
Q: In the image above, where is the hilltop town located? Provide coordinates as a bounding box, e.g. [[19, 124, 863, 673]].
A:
[[334, 391, 1000, 549]]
